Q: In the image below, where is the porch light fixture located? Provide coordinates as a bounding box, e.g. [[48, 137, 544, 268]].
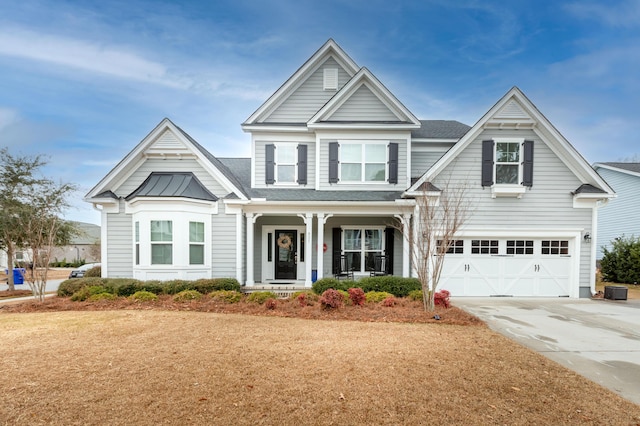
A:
[[583, 232, 591, 243]]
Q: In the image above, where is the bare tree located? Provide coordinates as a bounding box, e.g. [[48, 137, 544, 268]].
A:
[[409, 181, 470, 311]]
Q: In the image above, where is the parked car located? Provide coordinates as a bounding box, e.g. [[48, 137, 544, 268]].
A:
[[68, 263, 101, 279]]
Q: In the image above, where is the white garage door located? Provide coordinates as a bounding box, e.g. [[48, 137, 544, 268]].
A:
[[439, 239, 573, 297]]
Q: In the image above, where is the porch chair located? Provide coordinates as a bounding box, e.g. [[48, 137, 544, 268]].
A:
[[370, 254, 389, 277], [334, 254, 354, 280]]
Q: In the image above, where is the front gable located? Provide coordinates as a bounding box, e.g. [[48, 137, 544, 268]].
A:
[[408, 87, 614, 202], [85, 118, 247, 205], [243, 39, 359, 127]]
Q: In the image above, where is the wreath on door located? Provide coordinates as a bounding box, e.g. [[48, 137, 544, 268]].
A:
[[277, 234, 292, 250]]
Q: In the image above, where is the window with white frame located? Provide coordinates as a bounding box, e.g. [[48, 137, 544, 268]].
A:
[[150, 220, 172, 264], [340, 143, 386, 182], [189, 221, 205, 265], [343, 228, 384, 272], [495, 142, 521, 184], [276, 144, 296, 183], [541, 240, 569, 255]]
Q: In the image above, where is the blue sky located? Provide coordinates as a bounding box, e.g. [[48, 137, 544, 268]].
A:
[[1, 0, 639, 225]]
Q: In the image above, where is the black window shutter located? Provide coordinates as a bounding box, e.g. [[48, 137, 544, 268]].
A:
[[329, 142, 339, 183], [332, 228, 342, 274], [297, 144, 307, 185], [388, 143, 399, 184], [265, 144, 275, 184], [385, 227, 394, 275], [522, 140, 534, 187], [481, 140, 494, 187]]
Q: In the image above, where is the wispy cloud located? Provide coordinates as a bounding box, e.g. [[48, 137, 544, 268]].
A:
[[0, 27, 188, 89], [565, 0, 640, 28]]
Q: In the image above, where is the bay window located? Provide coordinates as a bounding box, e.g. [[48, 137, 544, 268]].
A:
[[189, 221, 205, 265], [150, 220, 172, 264]]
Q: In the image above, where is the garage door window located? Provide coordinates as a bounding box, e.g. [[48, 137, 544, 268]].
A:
[[471, 240, 498, 254], [438, 239, 464, 254], [541, 240, 569, 255], [506, 240, 533, 255]]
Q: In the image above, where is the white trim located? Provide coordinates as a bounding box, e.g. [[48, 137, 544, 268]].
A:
[[236, 212, 243, 284], [593, 163, 640, 179], [100, 208, 109, 278], [261, 225, 308, 284]]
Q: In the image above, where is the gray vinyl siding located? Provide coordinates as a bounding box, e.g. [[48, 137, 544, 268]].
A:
[[434, 129, 593, 291], [411, 149, 450, 177], [329, 85, 399, 121], [318, 138, 408, 191], [211, 203, 237, 278], [595, 169, 640, 259], [265, 57, 351, 123], [254, 141, 316, 188], [115, 158, 228, 198], [106, 200, 133, 277]]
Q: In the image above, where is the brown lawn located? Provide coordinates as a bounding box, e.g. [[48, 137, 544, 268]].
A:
[[1, 294, 640, 425]]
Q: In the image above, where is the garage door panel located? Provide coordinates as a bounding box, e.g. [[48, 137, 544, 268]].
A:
[[468, 259, 501, 296]]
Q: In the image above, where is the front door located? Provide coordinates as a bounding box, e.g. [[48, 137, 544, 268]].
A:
[[275, 230, 297, 280]]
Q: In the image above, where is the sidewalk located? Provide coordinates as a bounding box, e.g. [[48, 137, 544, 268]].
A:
[[0, 279, 64, 304]]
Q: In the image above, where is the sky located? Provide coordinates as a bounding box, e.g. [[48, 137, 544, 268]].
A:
[[0, 0, 639, 225]]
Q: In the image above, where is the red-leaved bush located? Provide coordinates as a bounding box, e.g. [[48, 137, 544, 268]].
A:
[[347, 287, 365, 306], [434, 290, 451, 308], [382, 296, 396, 307], [265, 298, 277, 310], [319, 289, 344, 309]]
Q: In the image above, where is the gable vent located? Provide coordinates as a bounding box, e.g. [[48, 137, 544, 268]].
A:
[[324, 68, 338, 91], [495, 100, 529, 119]]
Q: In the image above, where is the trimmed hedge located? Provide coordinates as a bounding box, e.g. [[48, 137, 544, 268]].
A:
[[58, 277, 241, 298], [312, 276, 420, 297]]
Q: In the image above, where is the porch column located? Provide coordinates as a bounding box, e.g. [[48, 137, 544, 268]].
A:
[[245, 213, 254, 286], [298, 213, 313, 287], [316, 213, 324, 281], [402, 212, 411, 278], [235, 212, 243, 284]]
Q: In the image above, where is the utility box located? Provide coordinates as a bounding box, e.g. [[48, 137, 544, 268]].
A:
[[604, 286, 628, 300]]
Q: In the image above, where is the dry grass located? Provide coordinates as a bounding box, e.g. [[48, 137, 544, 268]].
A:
[[1, 307, 640, 425]]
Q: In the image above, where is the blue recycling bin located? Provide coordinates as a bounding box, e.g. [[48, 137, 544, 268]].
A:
[[312, 269, 318, 283], [5, 268, 25, 284]]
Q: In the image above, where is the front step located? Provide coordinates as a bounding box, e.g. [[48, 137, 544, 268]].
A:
[[242, 285, 310, 299]]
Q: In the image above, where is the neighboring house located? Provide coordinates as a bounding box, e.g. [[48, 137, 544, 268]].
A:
[[50, 221, 101, 264], [85, 39, 614, 298], [592, 163, 640, 259]]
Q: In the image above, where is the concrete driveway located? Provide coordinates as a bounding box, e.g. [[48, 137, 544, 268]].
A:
[[455, 297, 640, 406]]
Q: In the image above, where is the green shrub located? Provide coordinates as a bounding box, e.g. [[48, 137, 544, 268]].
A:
[[210, 290, 243, 304], [162, 280, 193, 295], [70, 285, 109, 302], [84, 266, 102, 278], [357, 276, 421, 297], [408, 289, 423, 301], [312, 277, 351, 294], [601, 235, 640, 284], [103, 278, 143, 297], [57, 277, 105, 297], [173, 290, 203, 302], [192, 278, 241, 293], [136, 281, 164, 295], [247, 291, 278, 304], [88, 293, 118, 302], [365, 291, 394, 303], [129, 291, 158, 302]]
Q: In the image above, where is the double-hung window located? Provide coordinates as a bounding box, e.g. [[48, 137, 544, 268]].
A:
[[135, 222, 140, 265], [275, 144, 296, 184], [189, 221, 205, 265], [343, 228, 384, 272], [482, 138, 533, 197], [150, 220, 172, 265], [341, 143, 386, 182], [495, 142, 521, 184]]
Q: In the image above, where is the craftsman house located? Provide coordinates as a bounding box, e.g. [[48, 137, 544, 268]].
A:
[[85, 39, 614, 297]]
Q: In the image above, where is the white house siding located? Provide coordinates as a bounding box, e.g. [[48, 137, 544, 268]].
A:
[[106, 200, 133, 278], [435, 129, 593, 295], [329, 85, 400, 121], [115, 158, 228, 199], [595, 168, 640, 258], [253, 139, 316, 189], [318, 137, 408, 191], [211, 203, 237, 278], [265, 57, 351, 123]]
